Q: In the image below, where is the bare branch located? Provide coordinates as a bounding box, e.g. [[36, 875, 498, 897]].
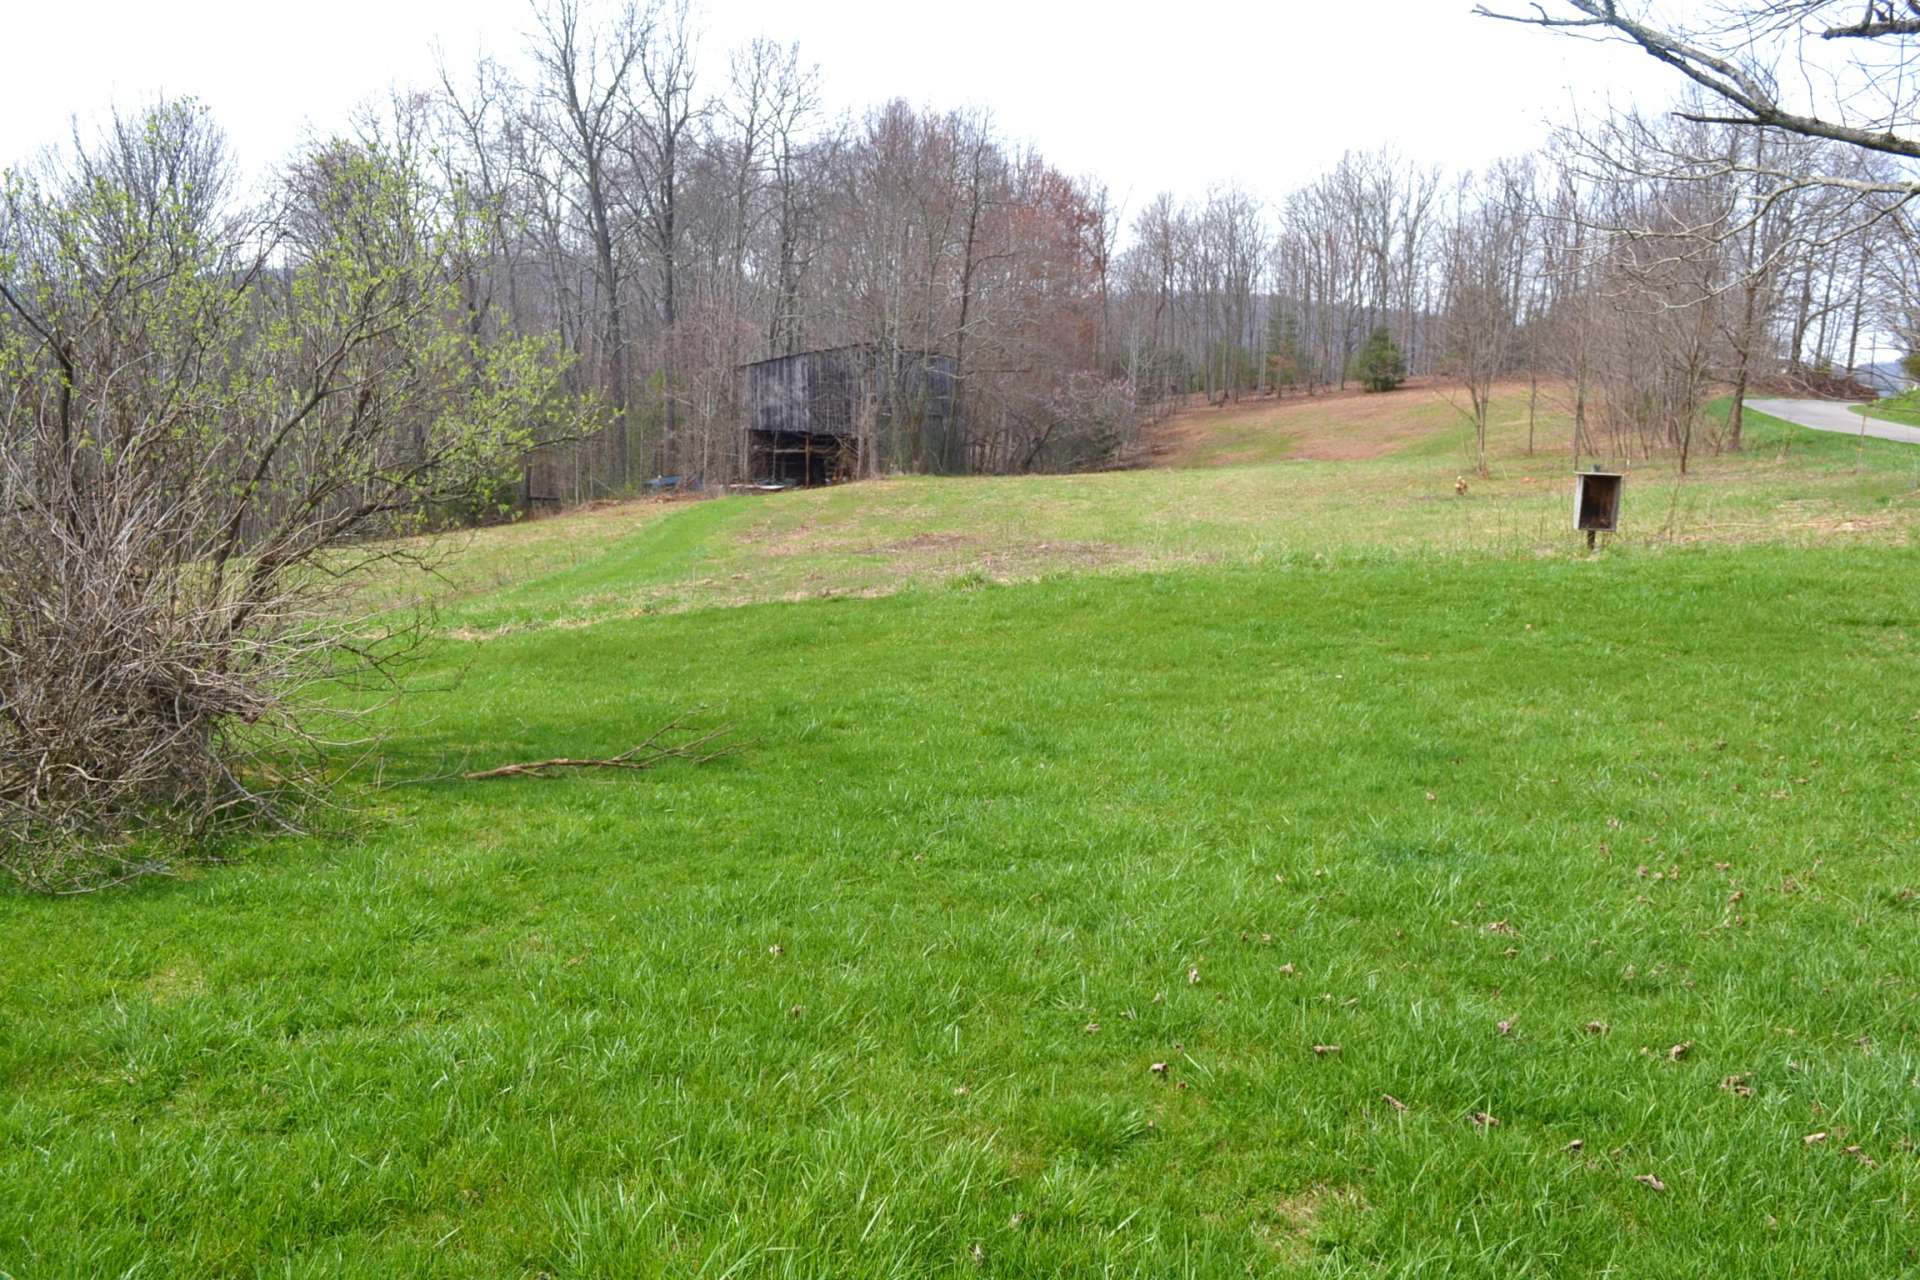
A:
[[462, 716, 742, 780], [1477, 1, 1920, 162]]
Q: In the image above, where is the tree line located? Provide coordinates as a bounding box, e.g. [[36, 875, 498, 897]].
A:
[[20, 0, 1886, 498], [1112, 126, 1909, 474], [405, 0, 1909, 488]]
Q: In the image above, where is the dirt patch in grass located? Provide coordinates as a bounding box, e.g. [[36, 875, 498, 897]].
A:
[[863, 532, 1134, 588], [976, 539, 1133, 577], [1196, 448, 1274, 468], [753, 520, 832, 558], [440, 534, 1143, 636], [873, 531, 979, 556], [1803, 514, 1902, 534], [1255, 1185, 1369, 1263], [142, 962, 205, 1004]]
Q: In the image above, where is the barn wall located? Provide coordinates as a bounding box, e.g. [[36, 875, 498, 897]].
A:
[[740, 346, 959, 481], [743, 353, 812, 436]]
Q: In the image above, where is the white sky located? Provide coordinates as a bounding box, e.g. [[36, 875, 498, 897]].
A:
[[2, 0, 1682, 210]]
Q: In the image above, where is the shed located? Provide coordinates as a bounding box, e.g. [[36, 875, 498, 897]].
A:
[[740, 346, 958, 485]]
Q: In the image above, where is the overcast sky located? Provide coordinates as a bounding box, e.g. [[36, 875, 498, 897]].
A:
[[3, 0, 1680, 210]]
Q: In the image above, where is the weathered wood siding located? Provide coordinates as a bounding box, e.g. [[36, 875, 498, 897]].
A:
[[740, 346, 959, 477], [743, 347, 865, 437]]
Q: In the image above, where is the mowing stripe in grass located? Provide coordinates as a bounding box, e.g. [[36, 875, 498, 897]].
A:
[[3, 547, 1917, 1276]]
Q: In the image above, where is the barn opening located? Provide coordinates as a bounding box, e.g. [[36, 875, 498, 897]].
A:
[[756, 429, 858, 486]]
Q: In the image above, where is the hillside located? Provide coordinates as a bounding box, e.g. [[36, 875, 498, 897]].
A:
[[3, 395, 1918, 1277], [402, 385, 1919, 635], [1859, 361, 1916, 397]]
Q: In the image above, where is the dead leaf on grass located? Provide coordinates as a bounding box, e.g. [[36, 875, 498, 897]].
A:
[[1635, 1174, 1668, 1192]]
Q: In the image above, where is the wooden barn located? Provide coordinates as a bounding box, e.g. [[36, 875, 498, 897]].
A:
[[740, 346, 958, 485]]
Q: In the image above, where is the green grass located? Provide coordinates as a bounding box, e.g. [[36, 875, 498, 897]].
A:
[[1856, 391, 1920, 428], [409, 393, 1920, 634], [4, 396, 1920, 1276]]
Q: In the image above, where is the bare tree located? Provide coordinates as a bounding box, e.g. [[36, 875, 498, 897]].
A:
[[526, 0, 648, 490], [624, 0, 702, 476], [1477, 1, 1920, 193], [1440, 161, 1534, 476]]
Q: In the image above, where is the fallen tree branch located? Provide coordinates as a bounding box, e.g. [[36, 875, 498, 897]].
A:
[[462, 715, 743, 781]]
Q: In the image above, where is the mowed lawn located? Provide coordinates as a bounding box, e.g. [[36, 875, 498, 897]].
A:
[[3, 396, 1920, 1277], [398, 387, 1920, 636], [1859, 396, 1920, 429]]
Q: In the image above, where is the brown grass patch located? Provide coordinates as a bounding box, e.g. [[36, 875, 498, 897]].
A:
[[143, 962, 205, 1004], [966, 540, 1133, 580], [1145, 377, 1473, 467], [755, 520, 833, 558], [1255, 1184, 1369, 1263], [873, 532, 978, 556]]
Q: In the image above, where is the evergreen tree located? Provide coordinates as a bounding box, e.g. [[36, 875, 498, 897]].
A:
[[1349, 326, 1407, 393]]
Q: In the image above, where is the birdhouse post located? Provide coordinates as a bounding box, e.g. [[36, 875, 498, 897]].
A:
[[1573, 470, 1623, 551]]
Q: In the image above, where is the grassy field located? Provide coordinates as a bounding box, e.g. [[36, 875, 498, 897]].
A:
[[3, 388, 1919, 1277], [408, 386, 1920, 635], [1857, 391, 1920, 429]]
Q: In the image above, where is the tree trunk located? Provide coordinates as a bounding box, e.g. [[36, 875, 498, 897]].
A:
[[587, 167, 629, 492]]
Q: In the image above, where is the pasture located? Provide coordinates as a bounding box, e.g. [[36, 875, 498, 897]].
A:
[[4, 388, 1918, 1277]]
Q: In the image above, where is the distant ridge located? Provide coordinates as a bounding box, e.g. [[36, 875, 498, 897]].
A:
[[1852, 361, 1916, 396]]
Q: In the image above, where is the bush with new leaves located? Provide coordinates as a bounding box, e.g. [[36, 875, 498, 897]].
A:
[[0, 103, 590, 889]]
